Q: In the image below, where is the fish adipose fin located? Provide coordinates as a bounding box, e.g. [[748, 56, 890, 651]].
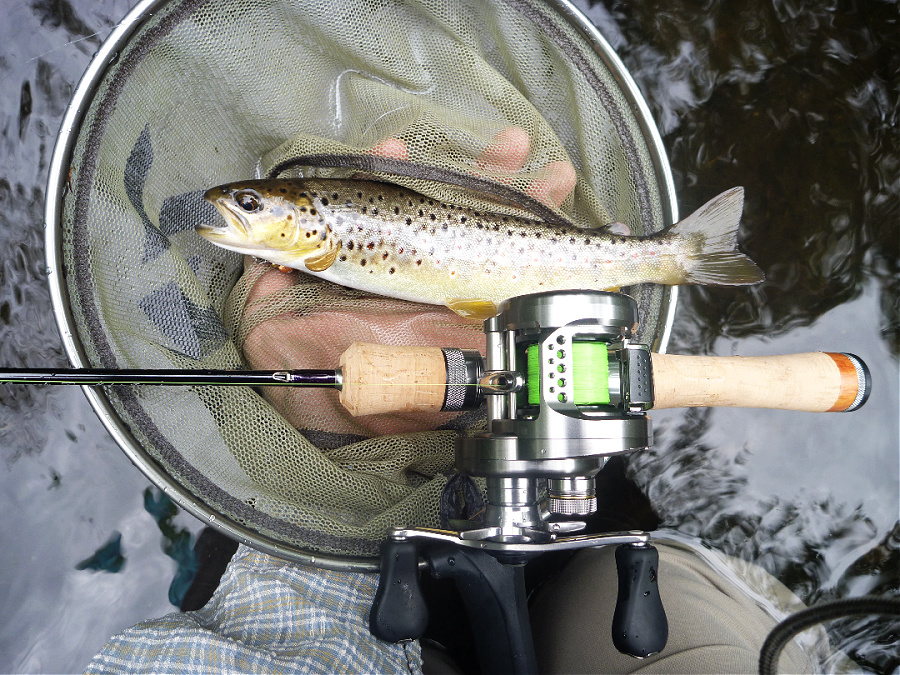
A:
[[446, 299, 499, 320], [672, 187, 765, 285]]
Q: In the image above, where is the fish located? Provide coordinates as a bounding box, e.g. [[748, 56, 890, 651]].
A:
[[198, 178, 764, 318]]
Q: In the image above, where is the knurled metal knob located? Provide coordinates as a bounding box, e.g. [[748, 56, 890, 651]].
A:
[[548, 495, 598, 516]]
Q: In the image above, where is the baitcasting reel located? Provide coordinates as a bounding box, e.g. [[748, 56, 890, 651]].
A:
[[371, 290, 671, 672]]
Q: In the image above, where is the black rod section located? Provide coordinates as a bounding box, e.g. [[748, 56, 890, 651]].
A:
[[0, 368, 340, 387]]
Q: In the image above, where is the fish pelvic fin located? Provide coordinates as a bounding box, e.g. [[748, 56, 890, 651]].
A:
[[446, 298, 499, 320], [670, 187, 765, 285]]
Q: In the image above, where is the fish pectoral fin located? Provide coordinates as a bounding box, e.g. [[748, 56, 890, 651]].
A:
[[304, 241, 341, 272], [446, 298, 499, 320]]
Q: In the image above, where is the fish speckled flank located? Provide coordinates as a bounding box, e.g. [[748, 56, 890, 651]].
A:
[[200, 179, 763, 317]]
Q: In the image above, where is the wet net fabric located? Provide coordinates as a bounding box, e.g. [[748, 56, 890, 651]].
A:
[[60, 0, 671, 559]]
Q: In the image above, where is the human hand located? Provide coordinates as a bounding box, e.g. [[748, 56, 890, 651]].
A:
[[240, 129, 577, 438]]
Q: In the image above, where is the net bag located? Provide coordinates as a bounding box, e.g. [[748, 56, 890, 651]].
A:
[[47, 0, 676, 567]]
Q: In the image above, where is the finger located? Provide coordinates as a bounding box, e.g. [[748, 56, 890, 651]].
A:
[[369, 137, 409, 161], [477, 127, 530, 174], [244, 258, 298, 305], [525, 159, 577, 207]]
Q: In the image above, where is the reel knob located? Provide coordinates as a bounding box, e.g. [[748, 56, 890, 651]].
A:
[[612, 543, 668, 658]]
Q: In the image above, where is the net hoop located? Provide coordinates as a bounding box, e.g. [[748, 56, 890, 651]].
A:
[[45, 0, 677, 570]]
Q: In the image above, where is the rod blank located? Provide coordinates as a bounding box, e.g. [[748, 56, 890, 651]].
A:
[[0, 368, 339, 388]]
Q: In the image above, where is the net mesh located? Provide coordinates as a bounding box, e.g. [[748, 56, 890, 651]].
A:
[[59, 0, 672, 560]]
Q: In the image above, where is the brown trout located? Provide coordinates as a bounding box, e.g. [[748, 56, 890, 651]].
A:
[[199, 179, 763, 318]]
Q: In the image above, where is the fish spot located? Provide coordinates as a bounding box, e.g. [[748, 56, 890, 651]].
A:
[[361, 206, 367, 214], [321, 197, 329, 206], [441, 223, 448, 230], [305, 232, 311, 238], [279, 188, 286, 193], [309, 209, 317, 216], [460, 216, 467, 223], [347, 241, 355, 250], [398, 247, 404, 254], [418, 209, 424, 217], [339, 255, 347, 261], [430, 213, 436, 221], [332, 193, 338, 200], [389, 267, 395, 274], [382, 252, 389, 260], [394, 206, 400, 215], [286, 215, 292, 221], [371, 208, 378, 215], [416, 259, 422, 266], [406, 217, 412, 225], [357, 191, 363, 198], [361, 259, 367, 266], [570, 238, 576, 244], [367, 242, 375, 250], [369, 197, 375, 204], [300, 206, 308, 213]]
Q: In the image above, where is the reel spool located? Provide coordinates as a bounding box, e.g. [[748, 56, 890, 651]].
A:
[[45, 0, 678, 567]]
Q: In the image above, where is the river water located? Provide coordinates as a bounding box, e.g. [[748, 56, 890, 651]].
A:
[[0, 0, 896, 672]]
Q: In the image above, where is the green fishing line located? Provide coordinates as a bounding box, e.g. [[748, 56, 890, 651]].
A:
[[526, 341, 610, 405]]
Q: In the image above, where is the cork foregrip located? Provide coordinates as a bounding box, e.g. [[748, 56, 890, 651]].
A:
[[339, 342, 448, 416]]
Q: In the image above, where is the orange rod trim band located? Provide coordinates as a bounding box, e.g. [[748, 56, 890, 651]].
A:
[[826, 352, 860, 412]]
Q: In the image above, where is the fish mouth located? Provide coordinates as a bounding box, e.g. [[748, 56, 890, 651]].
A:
[[198, 188, 249, 237]]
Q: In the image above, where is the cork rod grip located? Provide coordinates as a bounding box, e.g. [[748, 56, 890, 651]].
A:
[[650, 352, 870, 412], [339, 342, 448, 416]]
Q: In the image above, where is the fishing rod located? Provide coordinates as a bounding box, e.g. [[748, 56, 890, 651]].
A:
[[0, 338, 869, 417]]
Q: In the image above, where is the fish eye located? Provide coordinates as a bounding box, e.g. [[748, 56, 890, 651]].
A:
[[234, 190, 262, 213]]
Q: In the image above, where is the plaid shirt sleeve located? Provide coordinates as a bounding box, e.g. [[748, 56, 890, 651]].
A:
[[85, 545, 424, 674]]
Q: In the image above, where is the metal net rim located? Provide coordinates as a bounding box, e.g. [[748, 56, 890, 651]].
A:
[[43, 0, 678, 570]]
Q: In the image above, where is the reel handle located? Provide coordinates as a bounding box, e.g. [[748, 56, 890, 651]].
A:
[[650, 352, 870, 412]]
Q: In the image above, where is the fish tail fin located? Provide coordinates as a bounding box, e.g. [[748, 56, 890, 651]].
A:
[[669, 187, 765, 285]]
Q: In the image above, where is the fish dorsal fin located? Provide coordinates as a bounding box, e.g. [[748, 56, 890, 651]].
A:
[[304, 241, 341, 272], [446, 298, 498, 320]]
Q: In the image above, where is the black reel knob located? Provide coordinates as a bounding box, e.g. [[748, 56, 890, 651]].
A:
[[612, 543, 668, 657], [369, 539, 429, 643]]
